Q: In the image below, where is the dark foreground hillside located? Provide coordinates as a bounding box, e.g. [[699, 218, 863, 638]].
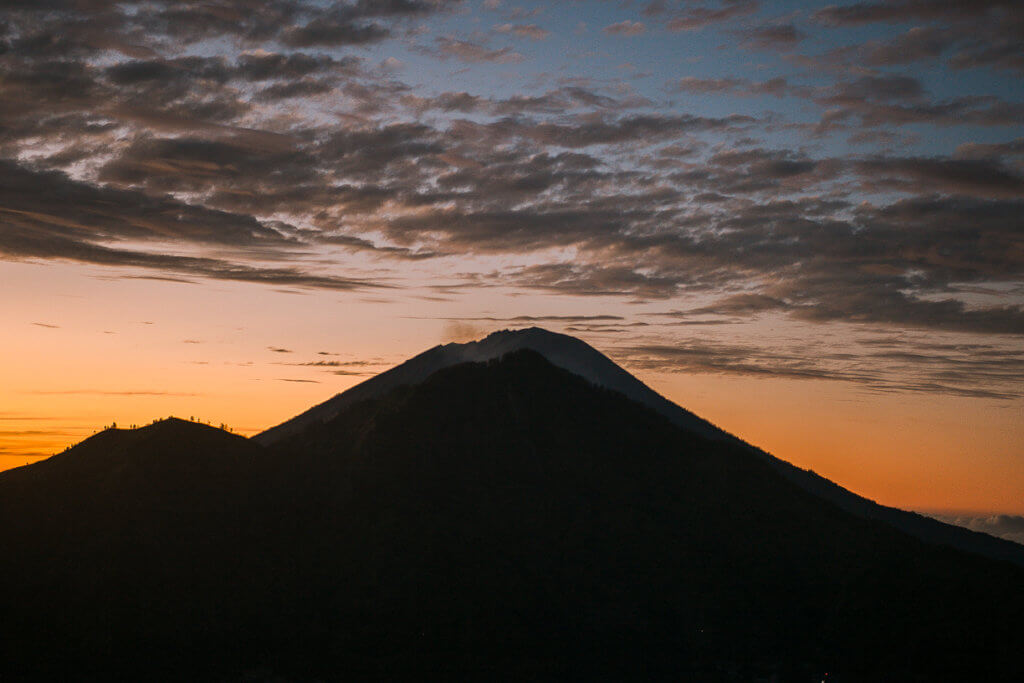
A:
[[2, 351, 1022, 681]]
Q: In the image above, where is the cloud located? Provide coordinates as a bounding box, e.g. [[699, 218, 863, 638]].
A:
[[812, 1, 1015, 27], [666, 0, 760, 31], [862, 26, 954, 66], [98, 135, 320, 194], [0, 0, 1021, 404], [927, 513, 1024, 545], [807, 76, 1024, 130], [812, 1, 1024, 74], [442, 320, 488, 343], [830, 75, 927, 102], [282, 20, 390, 48], [617, 334, 1024, 400], [672, 76, 792, 97], [494, 23, 550, 40], [389, 179, 1022, 337], [685, 294, 788, 316], [429, 36, 525, 63], [603, 21, 646, 37], [0, 161, 292, 247], [854, 157, 1024, 198], [0, 159, 404, 291], [672, 77, 745, 94], [283, 360, 377, 368], [955, 137, 1024, 159], [621, 341, 857, 382], [0, 219, 384, 292], [506, 263, 689, 299], [455, 112, 757, 148], [738, 23, 805, 50], [30, 0, 459, 51]]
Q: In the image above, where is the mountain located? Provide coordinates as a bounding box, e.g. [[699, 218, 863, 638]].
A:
[[0, 419, 267, 680], [258, 327, 1024, 568], [2, 337, 1023, 681], [255, 327, 726, 445]]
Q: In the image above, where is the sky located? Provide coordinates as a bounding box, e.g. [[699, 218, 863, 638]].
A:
[[1, 0, 1022, 525]]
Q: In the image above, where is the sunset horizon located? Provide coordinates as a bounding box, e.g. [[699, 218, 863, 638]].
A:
[[3, 0, 1023, 534], [4, 312, 1022, 519]]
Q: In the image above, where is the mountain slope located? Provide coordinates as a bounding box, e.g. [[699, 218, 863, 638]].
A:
[[253, 327, 723, 445], [2, 351, 1022, 681], [0, 419, 267, 680], [257, 327, 1024, 567]]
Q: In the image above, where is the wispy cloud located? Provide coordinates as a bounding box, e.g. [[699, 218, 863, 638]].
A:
[[615, 334, 1024, 400], [494, 23, 550, 40], [604, 21, 646, 37], [927, 513, 1024, 545], [429, 36, 525, 63]]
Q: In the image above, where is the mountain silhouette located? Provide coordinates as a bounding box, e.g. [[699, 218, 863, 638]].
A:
[[259, 327, 1024, 567], [256, 327, 726, 445], [2, 332, 1023, 681]]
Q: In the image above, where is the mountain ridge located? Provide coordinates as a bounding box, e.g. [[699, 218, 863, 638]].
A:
[[255, 327, 1024, 566], [254, 327, 725, 445], [2, 348, 1023, 680]]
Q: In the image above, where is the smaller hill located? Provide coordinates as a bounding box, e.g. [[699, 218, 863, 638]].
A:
[[0, 418, 265, 680], [0, 416, 256, 489]]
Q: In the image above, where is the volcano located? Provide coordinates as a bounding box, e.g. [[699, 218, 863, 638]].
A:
[[2, 329, 1022, 681]]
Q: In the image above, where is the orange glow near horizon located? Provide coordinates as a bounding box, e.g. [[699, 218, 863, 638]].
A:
[[2, 260, 1022, 517], [647, 373, 1024, 516], [3, 0, 1023, 548]]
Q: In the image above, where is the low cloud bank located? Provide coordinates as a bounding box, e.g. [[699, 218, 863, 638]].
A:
[[927, 513, 1024, 545]]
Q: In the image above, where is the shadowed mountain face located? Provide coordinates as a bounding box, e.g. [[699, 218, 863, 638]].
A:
[[2, 345, 1023, 681], [254, 327, 727, 445], [258, 328, 1024, 568]]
